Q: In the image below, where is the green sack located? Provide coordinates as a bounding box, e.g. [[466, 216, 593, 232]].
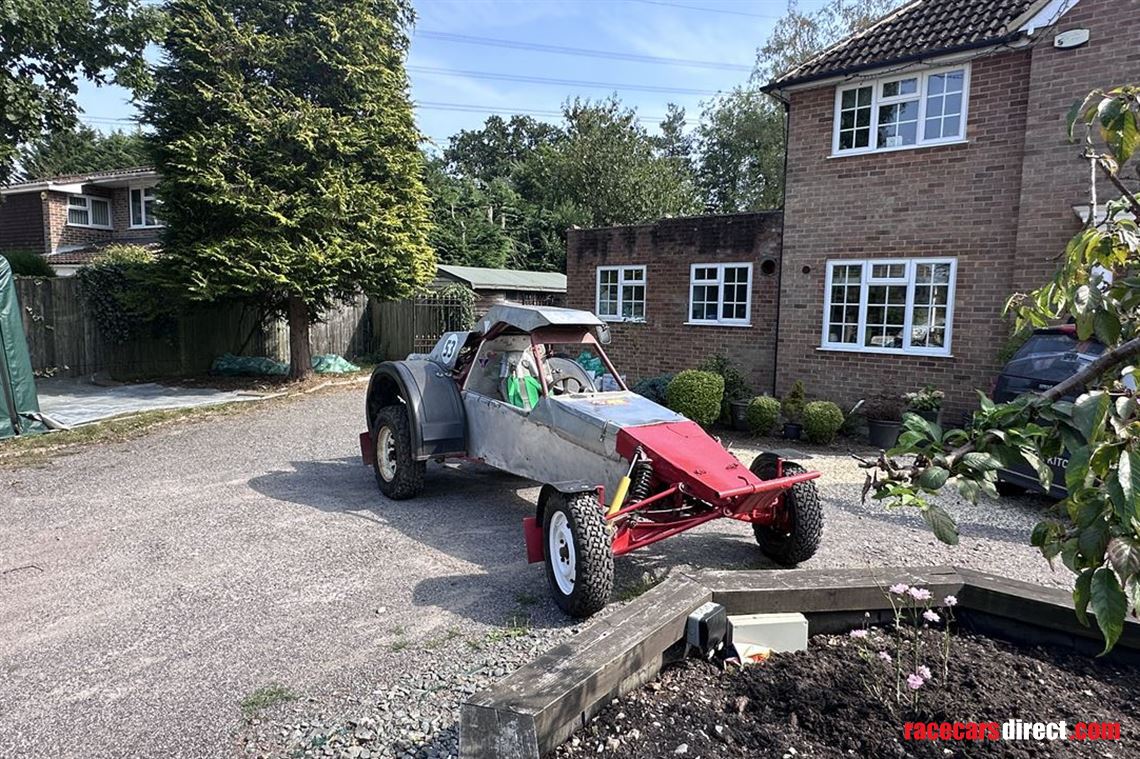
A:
[[311, 354, 360, 374], [210, 353, 289, 377]]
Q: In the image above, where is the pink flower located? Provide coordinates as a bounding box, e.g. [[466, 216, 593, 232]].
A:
[[908, 587, 933, 601], [943, 595, 958, 607], [849, 629, 868, 639], [889, 583, 910, 595], [906, 673, 925, 690], [923, 610, 941, 623], [877, 651, 892, 662], [916, 665, 932, 679]]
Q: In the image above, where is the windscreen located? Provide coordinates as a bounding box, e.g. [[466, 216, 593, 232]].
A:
[[1005, 333, 1105, 384]]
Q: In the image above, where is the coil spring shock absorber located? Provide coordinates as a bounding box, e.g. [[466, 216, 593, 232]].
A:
[[628, 448, 654, 503]]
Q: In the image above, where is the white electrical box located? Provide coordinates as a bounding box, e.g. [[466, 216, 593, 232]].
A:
[[728, 612, 808, 663], [1054, 29, 1090, 49]]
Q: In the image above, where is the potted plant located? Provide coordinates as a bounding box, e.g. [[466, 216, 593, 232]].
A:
[[781, 381, 807, 440], [864, 395, 903, 449], [903, 385, 945, 425]]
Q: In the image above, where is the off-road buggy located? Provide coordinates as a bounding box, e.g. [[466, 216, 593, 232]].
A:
[[360, 304, 822, 617]]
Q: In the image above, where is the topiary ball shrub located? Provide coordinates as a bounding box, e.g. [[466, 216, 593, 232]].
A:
[[666, 370, 724, 427], [632, 373, 676, 405], [803, 400, 845, 444], [745, 395, 781, 436]]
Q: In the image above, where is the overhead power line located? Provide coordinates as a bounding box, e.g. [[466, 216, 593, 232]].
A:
[[408, 65, 721, 96], [414, 100, 667, 124], [625, 0, 780, 19], [414, 30, 752, 72]]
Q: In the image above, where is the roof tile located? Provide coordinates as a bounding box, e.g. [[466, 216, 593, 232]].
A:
[[771, 0, 1039, 89]]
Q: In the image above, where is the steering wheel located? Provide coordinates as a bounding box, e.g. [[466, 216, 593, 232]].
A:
[[550, 375, 585, 395]]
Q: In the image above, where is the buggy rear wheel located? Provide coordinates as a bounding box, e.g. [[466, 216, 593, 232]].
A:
[[372, 404, 425, 500], [543, 490, 613, 618], [750, 456, 822, 566]]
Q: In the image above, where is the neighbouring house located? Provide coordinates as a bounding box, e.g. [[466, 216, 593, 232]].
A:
[[0, 167, 161, 275], [570, 0, 1134, 417], [566, 213, 783, 391], [435, 264, 567, 312]]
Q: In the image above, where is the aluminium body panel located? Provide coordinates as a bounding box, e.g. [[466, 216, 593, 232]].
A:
[[462, 391, 628, 495]]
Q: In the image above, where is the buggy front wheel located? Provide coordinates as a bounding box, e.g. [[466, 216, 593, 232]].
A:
[[750, 456, 823, 566], [543, 490, 613, 618]]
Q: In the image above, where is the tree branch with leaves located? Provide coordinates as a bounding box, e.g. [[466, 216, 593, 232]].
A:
[[865, 85, 1140, 653]]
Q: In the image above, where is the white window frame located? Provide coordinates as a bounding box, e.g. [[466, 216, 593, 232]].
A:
[[832, 64, 970, 157], [820, 257, 957, 357], [686, 262, 753, 327], [129, 185, 162, 228], [595, 265, 647, 323], [66, 194, 113, 230]]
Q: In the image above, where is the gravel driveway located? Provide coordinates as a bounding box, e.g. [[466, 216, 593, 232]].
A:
[[0, 387, 1069, 759]]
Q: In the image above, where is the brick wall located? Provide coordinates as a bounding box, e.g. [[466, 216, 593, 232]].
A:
[[0, 192, 46, 252], [43, 185, 161, 253], [777, 51, 1033, 416], [566, 213, 783, 393], [1012, 0, 1140, 293]]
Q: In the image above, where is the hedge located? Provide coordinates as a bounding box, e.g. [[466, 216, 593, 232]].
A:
[[665, 370, 724, 427]]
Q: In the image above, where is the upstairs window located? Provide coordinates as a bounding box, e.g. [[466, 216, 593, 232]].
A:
[[822, 258, 956, 356], [130, 186, 162, 228], [596, 266, 646, 322], [66, 195, 112, 229], [833, 65, 969, 156], [688, 263, 752, 326]]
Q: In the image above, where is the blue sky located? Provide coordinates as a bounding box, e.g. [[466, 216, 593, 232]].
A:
[[77, 0, 829, 150]]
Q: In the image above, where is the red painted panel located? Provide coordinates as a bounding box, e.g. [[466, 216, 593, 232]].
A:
[[616, 421, 758, 504]]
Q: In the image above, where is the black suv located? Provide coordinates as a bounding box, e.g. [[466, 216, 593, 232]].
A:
[[992, 326, 1104, 498]]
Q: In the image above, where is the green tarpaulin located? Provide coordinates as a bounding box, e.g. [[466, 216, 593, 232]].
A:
[[0, 258, 46, 440]]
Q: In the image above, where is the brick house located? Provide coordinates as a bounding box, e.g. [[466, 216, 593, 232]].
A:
[[0, 167, 162, 275], [566, 213, 783, 391], [569, 0, 1134, 416]]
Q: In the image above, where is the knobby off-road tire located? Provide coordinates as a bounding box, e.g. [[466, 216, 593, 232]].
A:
[[372, 404, 426, 500], [750, 456, 823, 566], [543, 491, 614, 618]]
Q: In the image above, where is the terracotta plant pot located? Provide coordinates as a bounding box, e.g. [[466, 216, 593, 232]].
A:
[[867, 418, 902, 449]]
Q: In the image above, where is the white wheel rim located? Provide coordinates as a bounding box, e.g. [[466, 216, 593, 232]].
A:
[[377, 426, 397, 482], [548, 511, 577, 595]]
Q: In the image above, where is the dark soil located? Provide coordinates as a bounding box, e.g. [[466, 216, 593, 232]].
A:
[[552, 629, 1138, 758]]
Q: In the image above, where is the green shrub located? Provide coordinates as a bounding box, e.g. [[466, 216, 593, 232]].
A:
[[803, 400, 844, 444], [665, 370, 724, 427], [631, 373, 675, 405], [1, 249, 55, 277], [697, 355, 754, 422], [745, 395, 781, 436], [77, 245, 174, 343], [781, 380, 807, 423]]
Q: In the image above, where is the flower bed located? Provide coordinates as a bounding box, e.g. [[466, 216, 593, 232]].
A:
[[553, 626, 1138, 758]]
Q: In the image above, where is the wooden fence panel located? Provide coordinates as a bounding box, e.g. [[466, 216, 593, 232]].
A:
[[13, 278, 457, 378]]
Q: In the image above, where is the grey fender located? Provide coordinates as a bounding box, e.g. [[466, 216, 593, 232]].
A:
[[365, 360, 467, 460], [536, 481, 602, 526]]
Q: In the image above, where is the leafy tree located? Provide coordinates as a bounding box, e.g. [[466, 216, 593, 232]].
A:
[[0, 0, 161, 185], [18, 126, 150, 180], [144, 0, 434, 379], [694, 88, 786, 213], [424, 158, 515, 269], [866, 85, 1140, 653], [516, 97, 701, 228], [443, 115, 563, 185]]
